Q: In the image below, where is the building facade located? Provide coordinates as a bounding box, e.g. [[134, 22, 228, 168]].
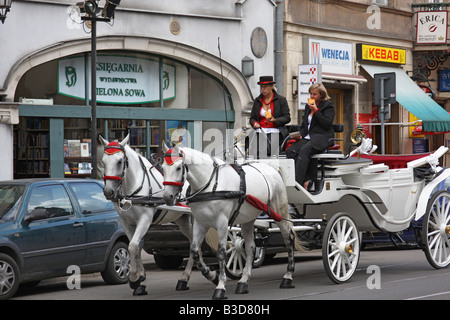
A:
[[2, 0, 450, 181], [0, 0, 281, 180], [283, 0, 450, 157]]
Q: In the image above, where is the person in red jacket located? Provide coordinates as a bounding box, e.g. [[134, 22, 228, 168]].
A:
[[286, 83, 335, 189], [249, 76, 291, 158]]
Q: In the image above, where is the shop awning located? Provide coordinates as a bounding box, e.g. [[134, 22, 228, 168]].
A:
[[362, 64, 450, 133]]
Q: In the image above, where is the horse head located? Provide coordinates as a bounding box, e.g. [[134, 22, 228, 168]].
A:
[[161, 142, 186, 205], [100, 134, 130, 201]]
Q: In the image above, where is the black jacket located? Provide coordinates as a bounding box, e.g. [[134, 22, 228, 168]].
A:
[[249, 91, 291, 138], [300, 100, 335, 152]]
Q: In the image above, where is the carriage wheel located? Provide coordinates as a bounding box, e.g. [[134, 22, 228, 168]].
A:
[[225, 229, 246, 280], [422, 191, 450, 269], [322, 213, 360, 284], [224, 229, 265, 280]]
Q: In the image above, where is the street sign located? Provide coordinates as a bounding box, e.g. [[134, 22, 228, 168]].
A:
[[374, 72, 396, 106], [373, 72, 396, 155]]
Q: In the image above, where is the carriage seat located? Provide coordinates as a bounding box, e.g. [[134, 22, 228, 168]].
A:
[[311, 124, 345, 160], [281, 124, 344, 158]]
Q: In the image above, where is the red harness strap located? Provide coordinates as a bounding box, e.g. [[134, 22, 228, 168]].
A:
[[163, 181, 183, 187], [103, 175, 122, 181], [245, 194, 282, 222]]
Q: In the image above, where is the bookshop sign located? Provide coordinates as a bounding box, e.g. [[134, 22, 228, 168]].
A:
[[58, 55, 176, 104]]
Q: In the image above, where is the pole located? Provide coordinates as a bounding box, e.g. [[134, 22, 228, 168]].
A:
[[90, 18, 97, 179], [380, 77, 385, 155]]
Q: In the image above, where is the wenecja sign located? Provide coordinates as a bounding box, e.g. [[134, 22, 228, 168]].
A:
[[58, 55, 176, 104]]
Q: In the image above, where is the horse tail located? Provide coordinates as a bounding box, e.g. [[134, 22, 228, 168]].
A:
[[278, 217, 311, 253], [269, 167, 311, 253]]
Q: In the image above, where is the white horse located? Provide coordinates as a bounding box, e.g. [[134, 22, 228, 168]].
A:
[[162, 144, 302, 300], [101, 135, 203, 296]]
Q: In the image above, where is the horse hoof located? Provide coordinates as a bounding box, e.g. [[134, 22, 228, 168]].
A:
[[133, 285, 148, 296], [176, 280, 190, 291], [280, 278, 295, 289], [235, 282, 249, 294], [212, 289, 227, 300], [129, 276, 146, 290]]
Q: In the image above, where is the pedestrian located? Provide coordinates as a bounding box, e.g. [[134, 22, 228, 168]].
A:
[[249, 76, 291, 158], [286, 83, 335, 190]]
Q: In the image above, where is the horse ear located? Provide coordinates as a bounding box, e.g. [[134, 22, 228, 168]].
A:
[[99, 135, 109, 147], [121, 134, 130, 146], [162, 141, 169, 153]]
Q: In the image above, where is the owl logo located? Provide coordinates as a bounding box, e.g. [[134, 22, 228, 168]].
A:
[[163, 71, 170, 91], [65, 66, 77, 88]]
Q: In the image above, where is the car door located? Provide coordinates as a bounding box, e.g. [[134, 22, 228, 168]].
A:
[[68, 181, 119, 267], [18, 183, 86, 277]]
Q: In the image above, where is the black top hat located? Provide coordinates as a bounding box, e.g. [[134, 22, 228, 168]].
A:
[[257, 76, 276, 85]]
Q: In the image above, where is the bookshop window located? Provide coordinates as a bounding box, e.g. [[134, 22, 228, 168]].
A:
[[102, 119, 161, 157], [202, 122, 229, 156], [14, 117, 50, 179], [64, 118, 92, 177], [189, 68, 232, 110], [16, 51, 233, 112]]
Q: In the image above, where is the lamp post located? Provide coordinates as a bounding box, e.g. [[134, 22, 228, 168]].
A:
[[77, 0, 120, 178], [0, 0, 12, 24]]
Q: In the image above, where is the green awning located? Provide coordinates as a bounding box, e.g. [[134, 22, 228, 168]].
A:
[[362, 64, 450, 133]]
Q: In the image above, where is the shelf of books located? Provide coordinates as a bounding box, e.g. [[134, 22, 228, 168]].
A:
[[64, 119, 92, 177], [14, 117, 50, 179], [127, 120, 160, 157]]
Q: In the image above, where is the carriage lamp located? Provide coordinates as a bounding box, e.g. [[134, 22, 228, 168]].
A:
[[0, 0, 12, 24]]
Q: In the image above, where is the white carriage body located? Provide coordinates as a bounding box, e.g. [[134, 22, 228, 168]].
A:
[[253, 145, 448, 233]]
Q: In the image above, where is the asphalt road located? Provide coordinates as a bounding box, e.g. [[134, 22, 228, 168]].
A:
[[11, 246, 450, 302]]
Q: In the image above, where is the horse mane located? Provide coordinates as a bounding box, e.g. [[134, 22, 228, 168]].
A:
[[178, 147, 219, 166]]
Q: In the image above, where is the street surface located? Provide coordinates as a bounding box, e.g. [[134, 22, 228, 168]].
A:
[[12, 246, 450, 301]]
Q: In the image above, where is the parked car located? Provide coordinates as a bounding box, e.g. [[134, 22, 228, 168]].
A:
[[144, 218, 288, 279], [0, 178, 130, 299]]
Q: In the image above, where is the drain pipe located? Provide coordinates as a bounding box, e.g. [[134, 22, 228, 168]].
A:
[[275, 0, 284, 95]]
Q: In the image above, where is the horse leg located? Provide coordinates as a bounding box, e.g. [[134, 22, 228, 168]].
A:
[[235, 221, 256, 295], [212, 216, 230, 300], [174, 214, 194, 291], [190, 220, 219, 287], [276, 219, 296, 289], [118, 214, 144, 295], [128, 213, 152, 296]]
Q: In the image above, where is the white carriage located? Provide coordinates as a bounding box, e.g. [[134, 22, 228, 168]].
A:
[[187, 128, 450, 285]]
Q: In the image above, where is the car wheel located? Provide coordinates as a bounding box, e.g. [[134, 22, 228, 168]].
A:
[[154, 254, 184, 269], [0, 253, 20, 300], [252, 233, 266, 269], [101, 241, 130, 285]]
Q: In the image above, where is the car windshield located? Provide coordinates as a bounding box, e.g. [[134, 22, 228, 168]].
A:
[[0, 185, 25, 222]]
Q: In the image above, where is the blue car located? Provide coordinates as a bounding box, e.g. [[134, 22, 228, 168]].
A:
[[0, 179, 130, 299]]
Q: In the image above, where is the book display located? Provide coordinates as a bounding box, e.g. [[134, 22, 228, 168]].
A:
[[109, 119, 161, 157], [14, 117, 163, 179], [64, 119, 92, 177], [14, 117, 50, 179]]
